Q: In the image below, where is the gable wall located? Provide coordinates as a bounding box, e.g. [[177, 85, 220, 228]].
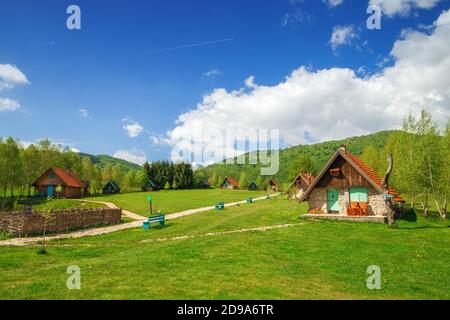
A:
[[316, 156, 373, 189], [34, 170, 66, 187]]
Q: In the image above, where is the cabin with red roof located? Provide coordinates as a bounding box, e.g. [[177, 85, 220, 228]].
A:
[[288, 173, 315, 200], [221, 177, 239, 190], [31, 167, 90, 199], [299, 147, 404, 217]]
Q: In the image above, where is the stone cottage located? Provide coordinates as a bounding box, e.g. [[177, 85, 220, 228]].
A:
[[299, 147, 405, 217]]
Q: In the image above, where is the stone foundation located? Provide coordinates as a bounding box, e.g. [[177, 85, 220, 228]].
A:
[[306, 187, 389, 216], [0, 208, 122, 237], [301, 214, 387, 224]]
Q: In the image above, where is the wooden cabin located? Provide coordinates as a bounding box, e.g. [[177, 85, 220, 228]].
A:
[[288, 173, 315, 200], [221, 177, 239, 190], [103, 181, 120, 194], [32, 167, 89, 199], [268, 180, 278, 192], [248, 182, 259, 191], [198, 180, 211, 189], [299, 147, 405, 217]]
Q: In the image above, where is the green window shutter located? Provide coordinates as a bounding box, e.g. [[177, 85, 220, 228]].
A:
[[350, 188, 368, 202]]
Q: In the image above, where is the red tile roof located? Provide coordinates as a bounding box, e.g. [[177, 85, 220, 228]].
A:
[[32, 167, 85, 188], [225, 177, 239, 187], [300, 173, 315, 184], [343, 152, 405, 203]]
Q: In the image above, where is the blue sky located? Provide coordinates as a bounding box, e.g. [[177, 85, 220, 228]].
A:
[[0, 0, 449, 164]]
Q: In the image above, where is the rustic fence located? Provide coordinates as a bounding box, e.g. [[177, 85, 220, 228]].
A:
[[0, 208, 122, 237]]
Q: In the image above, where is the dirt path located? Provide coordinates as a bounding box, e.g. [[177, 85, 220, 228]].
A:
[[141, 223, 303, 243], [78, 200, 146, 221], [0, 194, 279, 246]]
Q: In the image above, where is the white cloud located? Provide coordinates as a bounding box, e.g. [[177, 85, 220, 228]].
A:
[[281, 8, 311, 27], [0, 97, 20, 112], [0, 64, 30, 90], [165, 9, 450, 163], [0, 64, 29, 112], [369, 0, 442, 17], [113, 149, 147, 165], [323, 0, 344, 8], [78, 108, 90, 118], [203, 69, 222, 78], [122, 119, 144, 138], [330, 25, 357, 51]]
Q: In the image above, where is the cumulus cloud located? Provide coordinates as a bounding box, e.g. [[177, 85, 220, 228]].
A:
[[369, 0, 443, 17], [0, 98, 20, 112], [0, 64, 29, 112], [323, 0, 344, 8], [0, 64, 30, 90], [165, 9, 450, 163], [330, 25, 358, 51], [122, 118, 144, 138], [113, 149, 147, 165]]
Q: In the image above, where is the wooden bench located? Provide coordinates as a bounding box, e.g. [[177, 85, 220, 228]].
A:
[[215, 202, 225, 210], [143, 215, 165, 229], [347, 202, 369, 216]]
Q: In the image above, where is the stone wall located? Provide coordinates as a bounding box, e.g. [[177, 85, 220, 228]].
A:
[[306, 187, 389, 216], [0, 208, 122, 237]]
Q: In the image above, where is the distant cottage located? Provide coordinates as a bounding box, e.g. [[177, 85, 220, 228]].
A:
[[221, 177, 239, 190], [268, 180, 278, 192], [32, 167, 89, 199], [248, 182, 259, 191], [299, 147, 405, 217], [103, 181, 121, 194], [288, 173, 314, 200]]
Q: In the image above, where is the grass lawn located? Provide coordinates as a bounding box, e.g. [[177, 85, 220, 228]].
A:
[[29, 199, 107, 211], [84, 189, 269, 216], [0, 198, 448, 300]]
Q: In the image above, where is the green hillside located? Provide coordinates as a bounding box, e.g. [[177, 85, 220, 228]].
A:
[[79, 153, 141, 171], [199, 130, 394, 184]]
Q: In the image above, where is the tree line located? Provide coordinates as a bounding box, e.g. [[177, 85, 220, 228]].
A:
[[143, 161, 194, 190], [0, 138, 148, 207], [361, 110, 449, 218]]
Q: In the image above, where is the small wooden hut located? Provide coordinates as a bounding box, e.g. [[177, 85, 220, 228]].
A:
[[221, 177, 239, 190], [31, 167, 89, 199], [103, 181, 121, 194], [299, 147, 405, 217]]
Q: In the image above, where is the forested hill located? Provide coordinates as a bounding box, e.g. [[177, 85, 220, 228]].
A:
[[198, 130, 394, 184], [79, 153, 141, 171]]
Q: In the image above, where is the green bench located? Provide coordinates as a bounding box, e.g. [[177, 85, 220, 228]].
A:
[[143, 215, 165, 230], [215, 202, 225, 210]]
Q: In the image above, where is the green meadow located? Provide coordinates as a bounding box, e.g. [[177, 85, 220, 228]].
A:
[[85, 189, 268, 216], [0, 194, 449, 300]]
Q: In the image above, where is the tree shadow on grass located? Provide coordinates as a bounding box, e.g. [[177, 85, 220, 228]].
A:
[[397, 209, 449, 230]]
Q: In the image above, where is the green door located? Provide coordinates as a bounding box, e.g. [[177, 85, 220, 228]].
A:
[[327, 189, 340, 212]]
